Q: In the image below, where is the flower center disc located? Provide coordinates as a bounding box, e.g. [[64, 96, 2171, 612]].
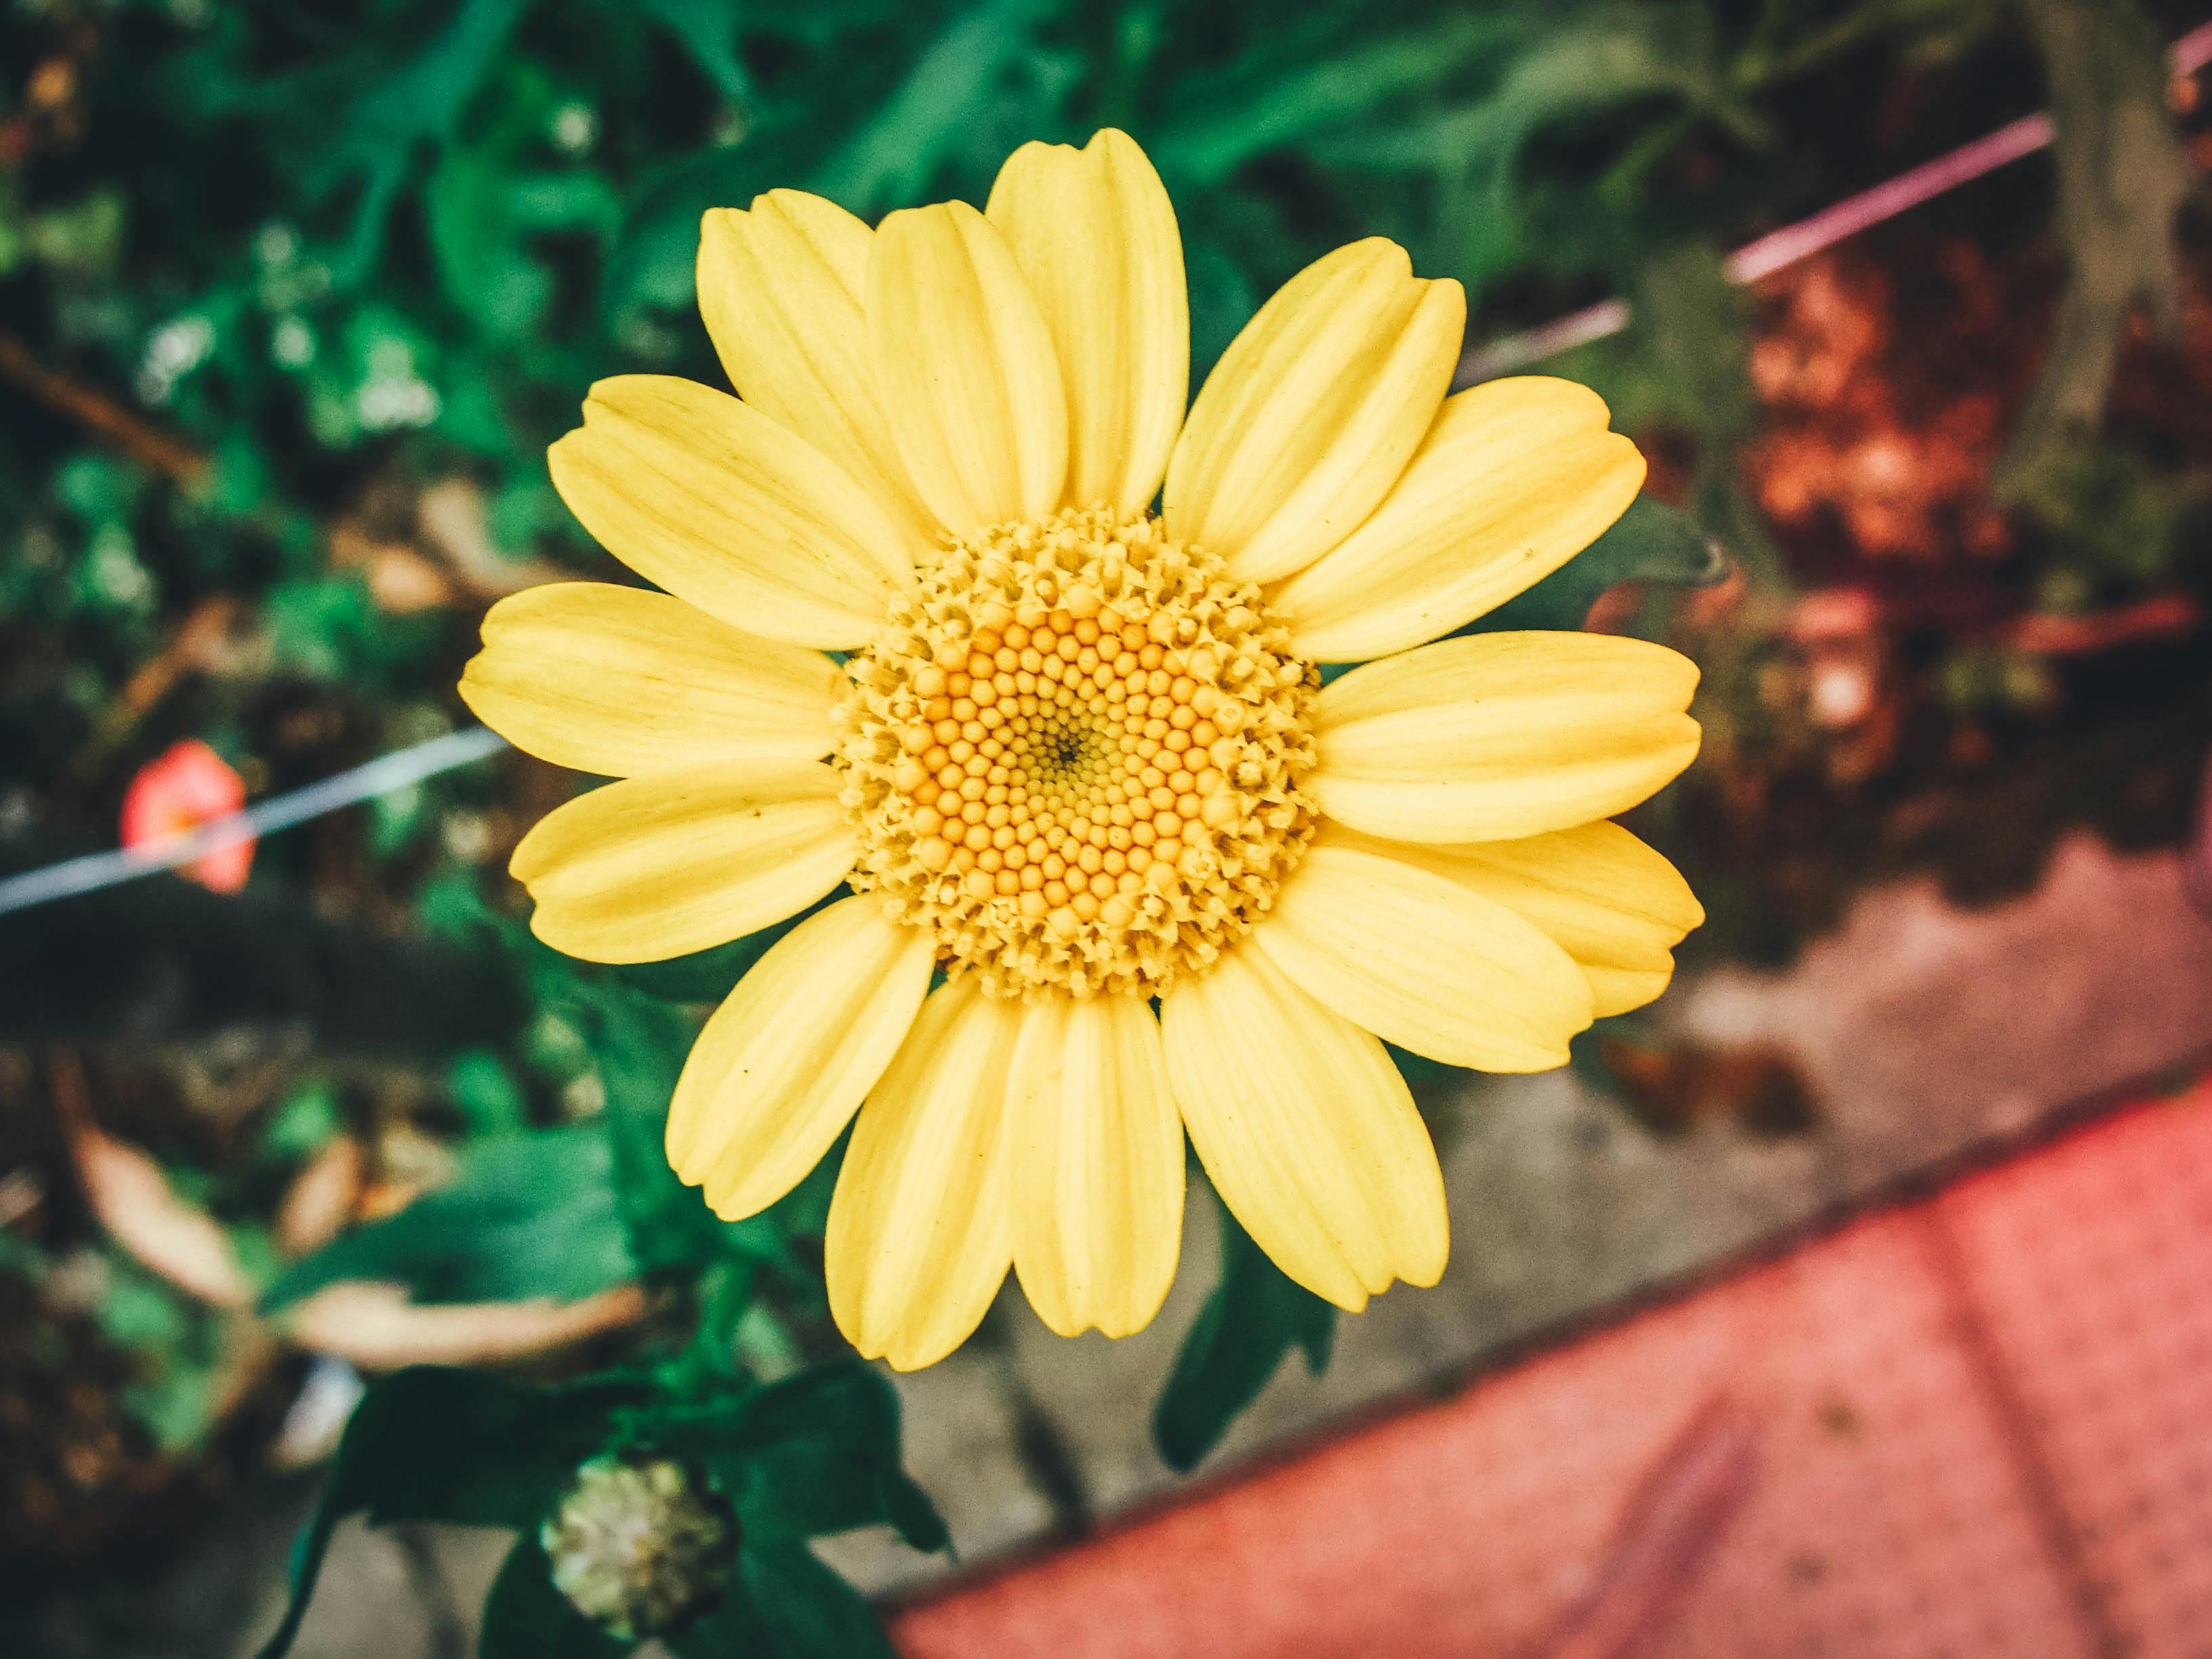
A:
[[835, 506, 1317, 1000]]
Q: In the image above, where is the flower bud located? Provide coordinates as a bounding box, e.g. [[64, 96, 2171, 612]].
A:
[[541, 1456, 733, 1640]]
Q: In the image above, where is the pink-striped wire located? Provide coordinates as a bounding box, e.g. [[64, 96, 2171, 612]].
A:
[[1458, 19, 2212, 384]]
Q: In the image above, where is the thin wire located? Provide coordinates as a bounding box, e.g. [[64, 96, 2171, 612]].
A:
[[0, 725, 509, 917], [8, 18, 2211, 922], [1458, 18, 2212, 384]]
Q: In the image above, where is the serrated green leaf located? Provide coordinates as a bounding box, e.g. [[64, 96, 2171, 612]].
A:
[[645, 1361, 948, 1551], [1154, 16, 1527, 190], [259, 0, 533, 280], [739, 1540, 899, 1659], [260, 1126, 636, 1309], [258, 1079, 342, 1164], [447, 1046, 528, 1135], [424, 148, 558, 340], [1151, 1187, 1336, 1473], [256, 1368, 644, 1659], [629, 0, 758, 107], [572, 981, 731, 1277], [665, 1576, 779, 1659], [602, 125, 823, 319], [809, 0, 1050, 215], [481, 1535, 630, 1659], [1622, 241, 1755, 445], [1385, 1040, 1469, 1094], [1183, 235, 1258, 388]]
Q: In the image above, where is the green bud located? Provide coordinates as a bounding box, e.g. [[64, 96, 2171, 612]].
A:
[[541, 1456, 735, 1640]]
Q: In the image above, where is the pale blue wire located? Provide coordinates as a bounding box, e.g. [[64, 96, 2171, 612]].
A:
[[0, 725, 510, 918]]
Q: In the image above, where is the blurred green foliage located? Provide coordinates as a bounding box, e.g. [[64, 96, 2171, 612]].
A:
[[1, 0, 2038, 698], [4, 0, 2190, 787]]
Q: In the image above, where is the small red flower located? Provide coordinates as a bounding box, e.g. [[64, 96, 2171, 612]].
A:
[[121, 738, 253, 893]]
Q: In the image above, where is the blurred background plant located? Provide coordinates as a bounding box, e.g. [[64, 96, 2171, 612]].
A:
[[3, 0, 2209, 1652]]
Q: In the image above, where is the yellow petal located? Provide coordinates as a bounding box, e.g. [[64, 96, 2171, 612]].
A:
[[696, 192, 941, 558], [985, 128, 1188, 518], [1253, 843, 1592, 1071], [1311, 632, 1701, 843], [459, 582, 843, 777], [1270, 378, 1646, 662], [826, 978, 1021, 1370], [1319, 821, 1703, 1018], [1006, 992, 1184, 1339], [1160, 946, 1447, 1311], [666, 895, 935, 1220], [509, 761, 853, 964], [547, 374, 914, 649], [1164, 239, 1463, 585], [867, 201, 1068, 538]]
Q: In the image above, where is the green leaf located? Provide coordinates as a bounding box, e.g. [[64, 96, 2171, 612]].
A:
[[1385, 1040, 1469, 1094], [602, 125, 822, 319], [1151, 1189, 1336, 1473], [1298, 5, 1744, 281], [739, 1540, 898, 1659], [331, 0, 531, 161], [1183, 236, 1257, 388], [424, 148, 557, 340], [809, 0, 1050, 216], [1620, 242, 1755, 446], [481, 1535, 630, 1659], [447, 1046, 528, 1135], [573, 982, 733, 1277], [1153, 16, 1526, 190], [260, 1126, 636, 1309], [268, 0, 534, 281], [100, 1254, 231, 1452], [1461, 494, 1726, 635], [665, 1590, 777, 1659], [256, 1368, 644, 1659], [665, 1580, 777, 1659], [629, 0, 758, 107], [647, 1361, 948, 1551], [1580, 240, 1785, 594], [262, 575, 382, 679], [258, 1079, 342, 1164]]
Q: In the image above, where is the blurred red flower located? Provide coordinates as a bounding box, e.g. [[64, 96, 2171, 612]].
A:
[[121, 738, 253, 893]]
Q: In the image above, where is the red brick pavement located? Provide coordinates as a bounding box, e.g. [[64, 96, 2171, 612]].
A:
[[897, 1080, 2212, 1658]]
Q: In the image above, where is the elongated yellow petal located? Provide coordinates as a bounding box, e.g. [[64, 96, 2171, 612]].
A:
[[1311, 632, 1701, 843], [867, 201, 1068, 538], [827, 978, 1021, 1370], [547, 374, 914, 649], [1253, 844, 1591, 1071], [1270, 379, 1645, 661], [1164, 239, 1463, 585], [459, 582, 843, 777], [1006, 993, 1184, 1339], [985, 128, 1187, 518], [666, 896, 935, 1220], [1160, 947, 1447, 1311], [509, 761, 853, 964], [1319, 821, 1703, 1017], [696, 192, 941, 558]]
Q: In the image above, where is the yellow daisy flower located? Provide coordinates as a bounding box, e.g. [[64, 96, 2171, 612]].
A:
[[461, 129, 1704, 1371]]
